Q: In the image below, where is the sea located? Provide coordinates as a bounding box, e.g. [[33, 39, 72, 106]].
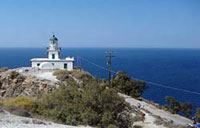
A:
[[0, 48, 200, 113]]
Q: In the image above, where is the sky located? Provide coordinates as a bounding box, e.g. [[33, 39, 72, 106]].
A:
[[0, 0, 199, 48]]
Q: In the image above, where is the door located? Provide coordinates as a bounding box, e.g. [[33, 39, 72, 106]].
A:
[[64, 63, 67, 69], [52, 54, 55, 59]]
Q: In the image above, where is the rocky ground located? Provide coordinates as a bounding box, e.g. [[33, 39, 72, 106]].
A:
[[0, 68, 60, 100], [0, 67, 193, 128], [0, 107, 90, 128]]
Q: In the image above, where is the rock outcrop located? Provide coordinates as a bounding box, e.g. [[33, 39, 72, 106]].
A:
[[0, 70, 59, 100]]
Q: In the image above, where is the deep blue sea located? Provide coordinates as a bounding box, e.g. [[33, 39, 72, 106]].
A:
[[0, 48, 200, 112]]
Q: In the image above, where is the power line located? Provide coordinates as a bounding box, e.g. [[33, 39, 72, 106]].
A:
[[80, 56, 200, 96], [80, 57, 109, 72], [136, 79, 200, 95]]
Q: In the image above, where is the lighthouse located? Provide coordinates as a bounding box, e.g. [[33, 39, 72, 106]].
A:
[[47, 35, 60, 59], [30, 35, 74, 70]]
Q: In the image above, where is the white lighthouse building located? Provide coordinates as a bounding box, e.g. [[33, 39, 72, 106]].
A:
[[30, 35, 74, 70]]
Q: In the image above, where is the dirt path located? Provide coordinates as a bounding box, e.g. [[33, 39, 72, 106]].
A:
[[33, 72, 58, 82], [121, 94, 192, 126]]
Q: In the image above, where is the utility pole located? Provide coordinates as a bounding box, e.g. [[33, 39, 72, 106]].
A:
[[78, 57, 82, 71], [106, 51, 115, 86]]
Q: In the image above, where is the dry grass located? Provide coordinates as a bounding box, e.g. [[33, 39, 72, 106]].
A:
[[2, 97, 35, 111], [0, 67, 9, 72], [53, 70, 69, 76], [53, 69, 93, 82], [53, 69, 82, 76]]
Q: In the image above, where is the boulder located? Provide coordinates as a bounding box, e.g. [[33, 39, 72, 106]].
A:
[[5, 106, 31, 117], [32, 119, 46, 125]]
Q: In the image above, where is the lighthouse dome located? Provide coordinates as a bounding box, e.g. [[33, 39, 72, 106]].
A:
[[50, 35, 58, 41]]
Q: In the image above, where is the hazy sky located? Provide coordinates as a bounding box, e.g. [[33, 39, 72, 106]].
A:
[[0, 0, 199, 48]]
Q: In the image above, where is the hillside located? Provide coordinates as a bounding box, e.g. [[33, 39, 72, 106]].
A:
[[0, 67, 193, 128]]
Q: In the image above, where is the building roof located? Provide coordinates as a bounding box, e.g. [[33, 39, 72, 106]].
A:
[[31, 57, 74, 62]]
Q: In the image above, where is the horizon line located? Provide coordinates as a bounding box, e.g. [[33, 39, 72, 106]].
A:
[[1, 47, 200, 49]]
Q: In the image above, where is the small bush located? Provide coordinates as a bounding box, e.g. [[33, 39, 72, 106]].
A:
[[2, 97, 35, 111], [53, 70, 69, 76], [16, 74, 26, 82], [163, 120, 174, 127], [165, 96, 193, 117], [196, 108, 200, 123], [9, 71, 19, 79], [108, 124, 118, 128], [56, 74, 74, 82], [0, 67, 9, 72], [73, 71, 93, 83], [132, 115, 142, 122]]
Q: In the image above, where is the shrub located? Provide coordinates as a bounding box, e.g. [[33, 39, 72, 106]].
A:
[[165, 96, 193, 117], [165, 96, 181, 114], [0, 67, 9, 72], [73, 71, 93, 83], [16, 74, 26, 82], [73, 71, 91, 78], [9, 71, 19, 79], [163, 120, 174, 128], [56, 74, 74, 82], [32, 82, 132, 127], [112, 71, 146, 97], [132, 115, 143, 122], [195, 108, 200, 123], [2, 97, 35, 111], [180, 102, 192, 118], [108, 124, 118, 128]]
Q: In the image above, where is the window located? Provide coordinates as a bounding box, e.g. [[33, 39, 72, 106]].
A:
[[64, 63, 67, 69], [37, 63, 40, 66], [52, 54, 55, 59]]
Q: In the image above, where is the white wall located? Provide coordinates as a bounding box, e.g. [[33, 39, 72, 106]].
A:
[[31, 61, 74, 71], [48, 51, 59, 59]]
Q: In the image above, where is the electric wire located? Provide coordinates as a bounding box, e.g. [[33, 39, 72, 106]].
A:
[[80, 56, 200, 96]]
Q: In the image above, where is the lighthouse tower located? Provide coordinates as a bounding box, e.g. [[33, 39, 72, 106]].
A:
[[47, 35, 60, 59], [30, 34, 74, 70]]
